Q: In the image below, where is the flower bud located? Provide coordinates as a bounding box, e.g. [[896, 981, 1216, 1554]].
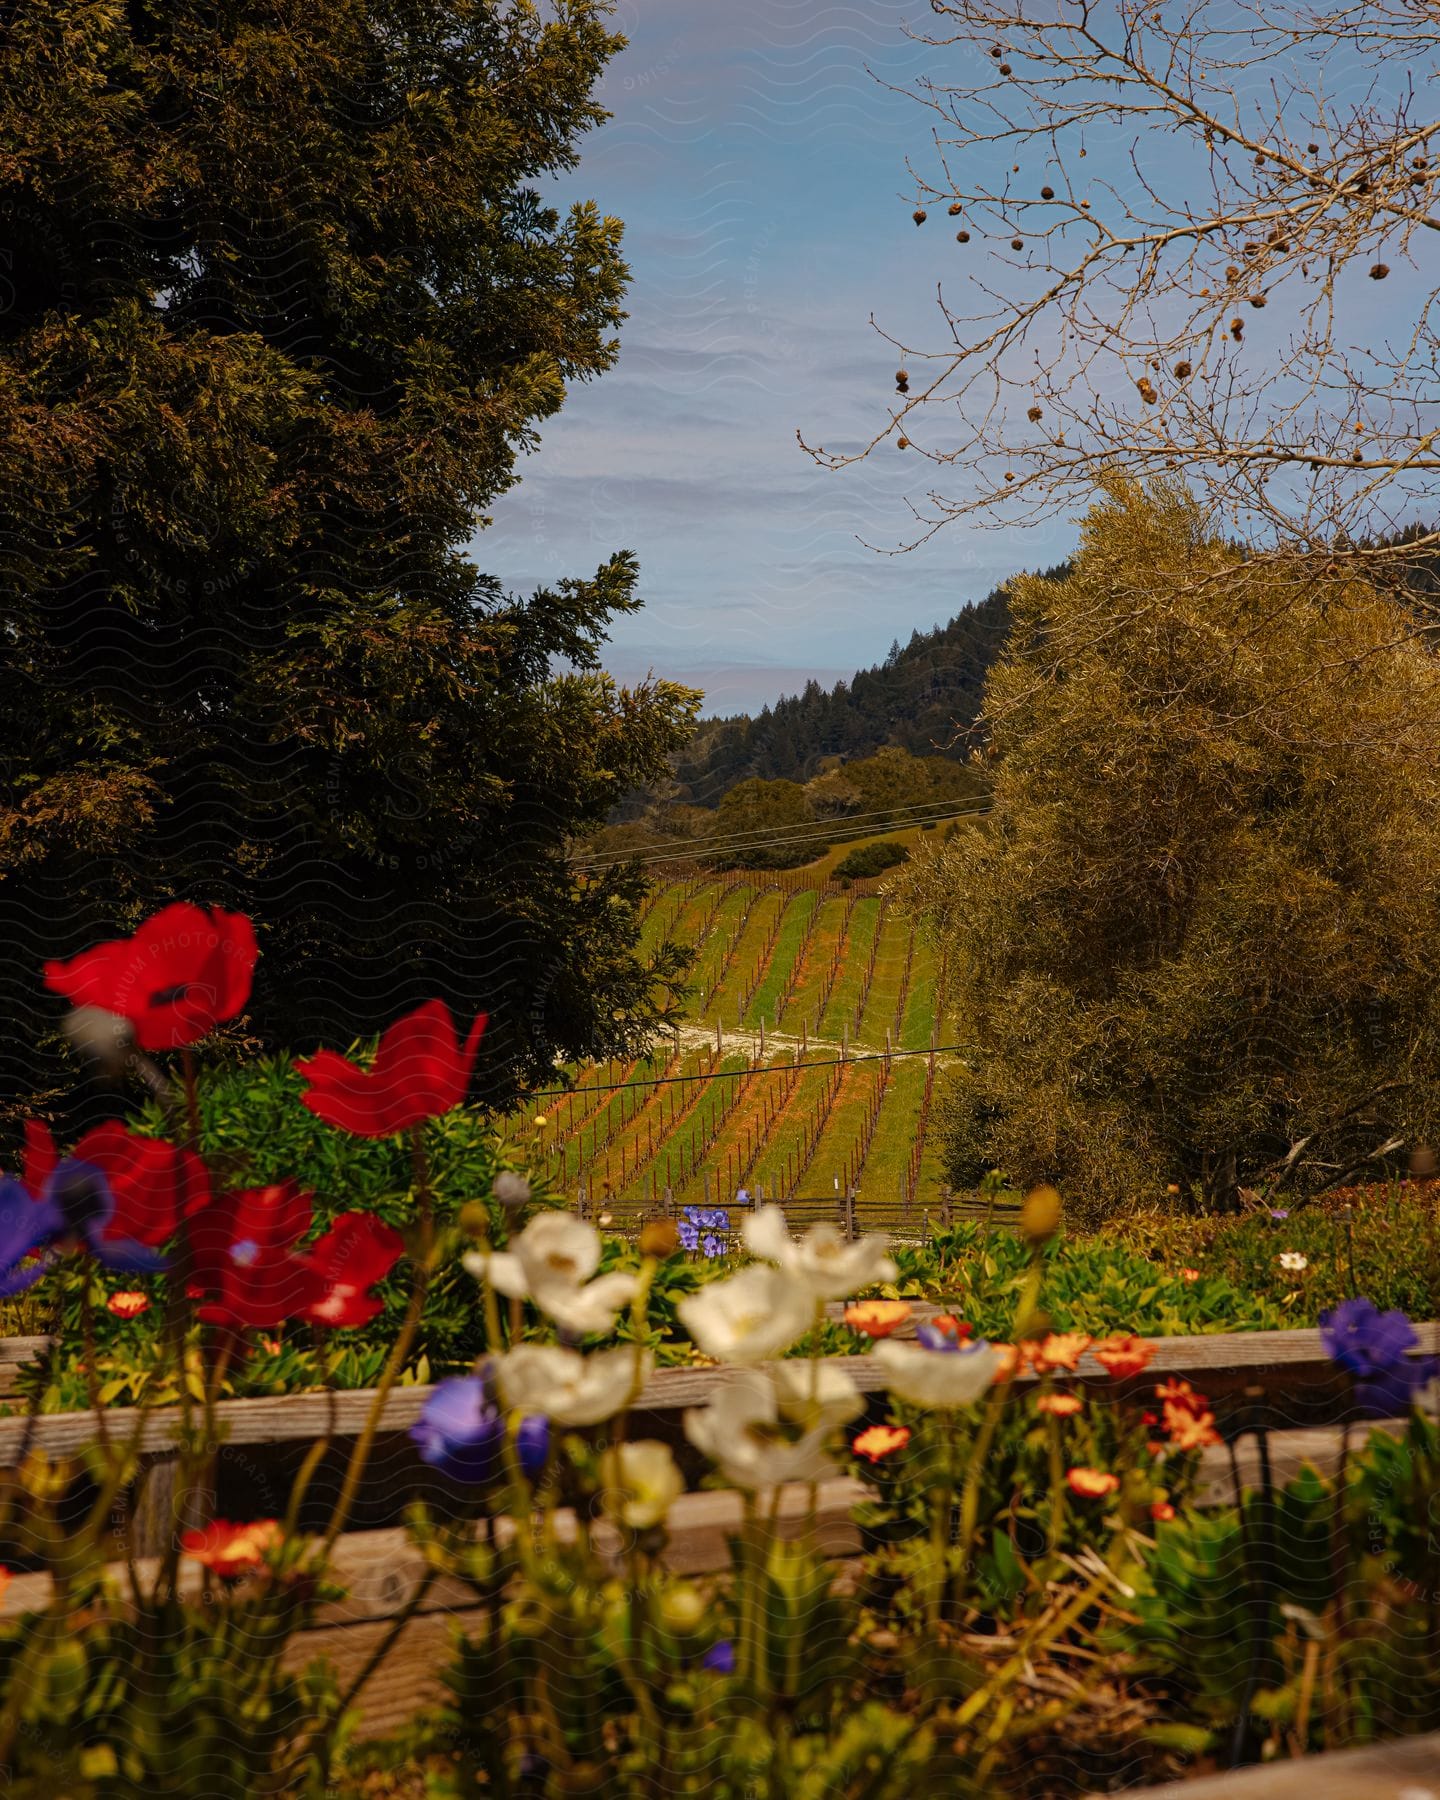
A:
[[639, 1217, 679, 1258], [457, 1201, 491, 1239], [1020, 1183, 1062, 1243], [492, 1170, 531, 1209], [657, 1581, 708, 1635]]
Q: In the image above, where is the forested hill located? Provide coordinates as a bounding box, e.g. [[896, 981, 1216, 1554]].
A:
[[672, 576, 1048, 806]]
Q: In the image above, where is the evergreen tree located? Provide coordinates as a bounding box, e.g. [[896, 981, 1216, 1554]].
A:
[[0, 0, 697, 1134]]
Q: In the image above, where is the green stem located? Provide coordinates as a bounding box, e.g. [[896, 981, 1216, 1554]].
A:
[[319, 1126, 434, 1556]]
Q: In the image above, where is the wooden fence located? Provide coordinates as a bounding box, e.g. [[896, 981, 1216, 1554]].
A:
[[2, 1320, 1438, 1766]]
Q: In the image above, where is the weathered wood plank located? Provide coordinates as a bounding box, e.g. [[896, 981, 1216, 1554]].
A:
[[0, 1478, 868, 1626], [0, 1478, 867, 1740], [1086, 1730, 1440, 1797], [7, 1322, 1426, 1465]]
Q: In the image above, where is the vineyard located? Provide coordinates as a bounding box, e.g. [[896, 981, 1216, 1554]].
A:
[[508, 841, 964, 1228]]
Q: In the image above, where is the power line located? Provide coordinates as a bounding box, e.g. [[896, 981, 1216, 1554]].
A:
[[573, 801, 991, 872], [573, 797, 988, 867], [524, 1040, 964, 1102]]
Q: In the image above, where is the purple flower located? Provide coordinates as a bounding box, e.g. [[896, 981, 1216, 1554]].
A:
[[1321, 1298, 1437, 1416], [679, 1206, 729, 1258], [1269, 1209, 1290, 1221], [0, 1161, 169, 1298], [702, 1639, 736, 1674], [410, 1374, 548, 1484]]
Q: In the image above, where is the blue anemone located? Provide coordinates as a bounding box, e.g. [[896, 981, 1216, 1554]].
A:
[[0, 1159, 170, 1298], [1321, 1297, 1437, 1416], [409, 1373, 549, 1484]]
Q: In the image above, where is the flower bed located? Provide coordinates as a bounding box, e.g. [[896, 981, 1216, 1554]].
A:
[[3, 908, 1440, 1794]]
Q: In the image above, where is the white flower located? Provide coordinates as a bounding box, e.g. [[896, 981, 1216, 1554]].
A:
[[600, 1439, 684, 1530], [465, 1210, 639, 1336], [743, 1203, 898, 1300], [496, 1343, 647, 1426], [676, 1264, 814, 1363], [493, 1170, 532, 1208], [874, 1338, 999, 1409], [770, 1359, 864, 1429], [683, 1368, 837, 1491], [1277, 1251, 1309, 1275]]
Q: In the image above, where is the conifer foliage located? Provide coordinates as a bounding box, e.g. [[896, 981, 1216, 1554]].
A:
[[0, 1, 698, 1130]]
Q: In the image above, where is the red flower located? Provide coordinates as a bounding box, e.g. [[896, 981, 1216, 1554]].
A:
[[1155, 1378, 1208, 1415], [843, 1300, 913, 1338], [852, 1424, 912, 1462], [299, 1212, 404, 1328], [44, 904, 257, 1051], [1092, 1334, 1156, 1378], [1164, 1403, 1221, 1451], [181, 1518, 282, 1580], [107, 1290, 151, 1320], [24, 1119, 208, 1248], [1066, 1467, 1120, 1499], [296, 1001, 487, 1137], [1150, 1500, 1176, 1522], [191, 1181, 319, 1328]]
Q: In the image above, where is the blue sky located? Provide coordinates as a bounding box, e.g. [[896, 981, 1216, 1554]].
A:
[[472, 0, 1075, 715]]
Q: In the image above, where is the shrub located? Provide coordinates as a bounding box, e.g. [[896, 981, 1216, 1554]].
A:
[[833, 840, 910, 881]]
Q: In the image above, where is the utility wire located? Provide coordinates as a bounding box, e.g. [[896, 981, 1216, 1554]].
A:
[[573, 797, 988, 866], [573, 801, 991, 872], [523, 1040, 963, 1102]]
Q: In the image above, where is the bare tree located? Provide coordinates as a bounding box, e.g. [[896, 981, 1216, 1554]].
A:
[[804, 0, 1440, 582]]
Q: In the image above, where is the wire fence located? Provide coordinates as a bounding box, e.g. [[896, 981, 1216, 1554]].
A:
[[575, 1187, 1024, 1248]]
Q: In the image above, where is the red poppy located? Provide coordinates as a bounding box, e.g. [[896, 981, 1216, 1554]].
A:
[[106, 1290, 151, 1320], [852, 1424, 912, 1462], [296, 1001, 487, 1137], [23, 1119, 209, 1248], [299, 1212, 404, 1328], [181, 1518, 282, 1579], [44, 904, 257, 1051]]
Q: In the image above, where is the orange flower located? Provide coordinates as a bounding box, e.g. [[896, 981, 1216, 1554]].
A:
[[925, 1312, 973, 1342], [1164, 1404, 1221, 1451], [844, 1300, 913, 1339], [106, 1291, 151, 1320], [1150, 1500, 1176, 1522], [1155, 1378, 1207, 1412], [852, 1424, 912, 1463], [0, 1565, 9, 1609], [1036, 1391, 1084, 1417], [1179, 1268, 1201, 1283], [989, 1344, 1022, 1383], [1092, 1335, 1155, 1378], [181, 1519, 283, 1580], [1034, 1332, 1092, 1372], [1066, 1467, 1120, 1499]]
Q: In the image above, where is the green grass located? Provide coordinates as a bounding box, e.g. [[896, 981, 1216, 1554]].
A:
[[742, 890, 817, 1029]]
